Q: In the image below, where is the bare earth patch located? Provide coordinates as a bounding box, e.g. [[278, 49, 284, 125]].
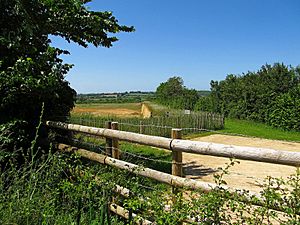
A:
[[184, 134, 300, 192], [72, 107, 141, 117], [141, 103, 152, 118]]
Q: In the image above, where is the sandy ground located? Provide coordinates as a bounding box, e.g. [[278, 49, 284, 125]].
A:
[[141, 103, 152, 118], [183, 134, 300, 192], [72, 107, 141, 117]]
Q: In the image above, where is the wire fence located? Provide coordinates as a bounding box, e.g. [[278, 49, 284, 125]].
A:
[[68, 112, 224, 137], [64, 137, 169, 194], [51, 123, 297, 224], [66, 137, 266, 187], [66, 118, 267, 140]]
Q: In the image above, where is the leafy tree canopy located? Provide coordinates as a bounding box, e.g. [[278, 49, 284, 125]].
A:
[[0, 0, 134, 155], [156, 76, 184, 102], [156, 76, 199, 110], [199, 63, 300, 131], [0, 0, 134, 124]]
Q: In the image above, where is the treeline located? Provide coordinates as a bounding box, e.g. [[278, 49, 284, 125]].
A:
[[76, 92, 156, 104], [198, 63, 300, 131], [156, 63, 300, 131], [155, 76, 209, 110]]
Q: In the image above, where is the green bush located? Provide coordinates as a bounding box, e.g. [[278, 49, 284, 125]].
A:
[[208, 63, 300, 130], [194, 96, 213, 112], [0, 120, 30, 167], [267, 85, 300, 131]]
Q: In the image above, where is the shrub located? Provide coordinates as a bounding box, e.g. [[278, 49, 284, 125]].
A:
[[267, 85, 300, 131]]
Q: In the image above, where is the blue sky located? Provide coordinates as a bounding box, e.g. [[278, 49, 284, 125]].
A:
[[51, 0, 300, 93]]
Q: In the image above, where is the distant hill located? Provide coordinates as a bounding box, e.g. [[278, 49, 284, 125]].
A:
[[197, 90, 211, 97], [76, 91, 155, 104], [76, 90, 210, 104]]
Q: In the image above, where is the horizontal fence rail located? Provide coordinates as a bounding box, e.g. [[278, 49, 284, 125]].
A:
[[57, 143, 261, 200], [47, 121, 300, 167]]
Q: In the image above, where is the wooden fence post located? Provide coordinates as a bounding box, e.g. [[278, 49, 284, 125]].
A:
[[139, 121, 145, 134], [112, 122, 120, 159], [172, 128, 183, 224], [172, 128, 183, 177], [105, 121, 112, 156]]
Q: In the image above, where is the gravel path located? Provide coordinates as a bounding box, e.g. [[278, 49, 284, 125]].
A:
[[183, 134, 300, 192]]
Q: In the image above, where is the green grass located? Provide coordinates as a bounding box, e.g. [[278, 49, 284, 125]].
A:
[[120, 142, 172, 173], [0, 152, 126, 224], [72, 134, 172, 173], [144, 101, 169, 116], [221, 118, 300, 142]]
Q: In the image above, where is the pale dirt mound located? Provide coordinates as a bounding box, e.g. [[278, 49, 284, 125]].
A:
[[141, 103, 152, 118], [72, 107, 141, 117], [183, 134, 300, 192]]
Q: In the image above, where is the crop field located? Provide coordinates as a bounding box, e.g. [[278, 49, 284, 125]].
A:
[[72, 103, 142, 117], [70, 102, 224, 137]]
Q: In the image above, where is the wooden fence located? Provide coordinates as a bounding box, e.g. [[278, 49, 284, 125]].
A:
[[46, 121, 300, 223], [69, 111, 224, 137]]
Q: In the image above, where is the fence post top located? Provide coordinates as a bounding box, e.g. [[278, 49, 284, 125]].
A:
[[172, 128, 182, 131]]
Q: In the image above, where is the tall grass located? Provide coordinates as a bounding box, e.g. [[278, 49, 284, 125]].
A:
[[0, 150, 125, 224], [2, 139, 300, 224]]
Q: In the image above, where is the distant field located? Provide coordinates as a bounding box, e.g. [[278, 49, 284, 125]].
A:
[[72, 102, 300, 142], [72, 103, 142, 117]]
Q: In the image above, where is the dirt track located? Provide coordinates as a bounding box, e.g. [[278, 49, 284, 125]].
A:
[[184, 134, 300, 192]]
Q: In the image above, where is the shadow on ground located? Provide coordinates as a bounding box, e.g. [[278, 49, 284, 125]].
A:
[[183, 161, 219, 179]]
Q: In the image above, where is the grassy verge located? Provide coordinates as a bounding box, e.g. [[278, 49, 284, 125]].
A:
[[221, 118, 300, 142], [143, 101, 169, 116]]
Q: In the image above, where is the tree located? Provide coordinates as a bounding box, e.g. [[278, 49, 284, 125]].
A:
[[194, 96, 213, 112], [182, 88, 199, 110], [0, 0, 134, 153], [267, 85, 300, 131], [207, 63, 300, 129], [156, 76, 184, 105], [156, 76, 199, 109]]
